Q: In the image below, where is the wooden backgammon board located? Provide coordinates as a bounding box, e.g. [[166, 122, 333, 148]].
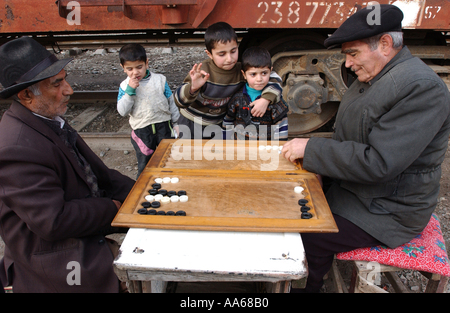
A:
[[112, 139, 338, 233]]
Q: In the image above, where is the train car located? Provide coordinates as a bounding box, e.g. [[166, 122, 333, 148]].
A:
[[0, 0, 449, 134]]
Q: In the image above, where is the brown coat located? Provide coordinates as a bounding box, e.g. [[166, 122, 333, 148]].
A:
[[0, 101, 135, 292]]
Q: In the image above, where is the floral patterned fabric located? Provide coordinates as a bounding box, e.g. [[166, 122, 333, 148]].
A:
[[337, 214, 450, 277]]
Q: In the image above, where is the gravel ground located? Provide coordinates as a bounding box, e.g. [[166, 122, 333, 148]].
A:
[[63, 45, 205, 92], [0, 45, 449, 293]]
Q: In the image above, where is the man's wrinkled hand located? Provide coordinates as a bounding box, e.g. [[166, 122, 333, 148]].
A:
[[281, 138, 309, 164]]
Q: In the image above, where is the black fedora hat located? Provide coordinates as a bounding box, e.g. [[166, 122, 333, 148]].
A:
[[0, 37, 72, 99]]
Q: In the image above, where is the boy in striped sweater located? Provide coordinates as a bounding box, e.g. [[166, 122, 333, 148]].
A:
[[174, 22, 282, 139]]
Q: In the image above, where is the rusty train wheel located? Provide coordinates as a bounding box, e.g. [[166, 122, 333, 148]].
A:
[[248, 31, 339, 135]]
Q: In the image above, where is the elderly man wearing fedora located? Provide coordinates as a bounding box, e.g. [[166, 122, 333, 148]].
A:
[[282, 4, 450, 292], [0, 37, 135, 292]]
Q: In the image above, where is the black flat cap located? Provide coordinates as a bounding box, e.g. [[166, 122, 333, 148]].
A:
[[324, 4, 403, 49]]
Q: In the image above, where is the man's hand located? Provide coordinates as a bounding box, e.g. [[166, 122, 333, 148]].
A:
[[281, 138, 310, 163], [112, 200, 122, 211], [189, 63, 210, 94], [250, 98, 270, 117]]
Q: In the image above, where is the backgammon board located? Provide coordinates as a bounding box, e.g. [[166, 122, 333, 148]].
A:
[[112, 139, 338, 233]]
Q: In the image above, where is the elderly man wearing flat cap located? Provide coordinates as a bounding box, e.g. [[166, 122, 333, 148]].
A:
[[282, 4, 450, 292], [0, 37, 135, 292]]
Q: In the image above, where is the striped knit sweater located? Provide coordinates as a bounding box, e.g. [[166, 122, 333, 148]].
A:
[[174, 58, 282, 126]]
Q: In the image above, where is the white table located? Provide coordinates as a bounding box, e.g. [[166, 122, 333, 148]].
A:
[[113, 228, 307, 293]]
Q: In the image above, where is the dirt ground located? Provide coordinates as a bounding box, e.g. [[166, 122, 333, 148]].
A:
[[0, 45, 449, 292]]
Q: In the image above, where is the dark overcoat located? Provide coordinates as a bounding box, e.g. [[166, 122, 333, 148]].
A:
[[303, 47, 450, 248], [0, 101, 135, 292]]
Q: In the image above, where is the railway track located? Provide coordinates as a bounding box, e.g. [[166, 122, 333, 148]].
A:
[[1, 61, 449, 150], [0, 89, 333, 150], [0, 90, 134, 150], [0, 42, 448, 150], [0, 32, 206, 50], [67, 99, 135, 151], [0, 90, 118, 106]]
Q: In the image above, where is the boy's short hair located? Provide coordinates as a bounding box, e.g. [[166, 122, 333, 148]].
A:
[[119, 43, 147, 65], [242, 46, 272, 72], [205, 22, 238, 53]]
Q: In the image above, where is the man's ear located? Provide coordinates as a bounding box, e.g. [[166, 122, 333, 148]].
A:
[[16, 87, 40, 112], [16, 88, 33, 106], [379, 34, 394, 56]]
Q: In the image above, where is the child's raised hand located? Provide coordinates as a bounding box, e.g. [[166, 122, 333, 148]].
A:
[[250, 98, 270, 117], [189, 63, 210, 94]]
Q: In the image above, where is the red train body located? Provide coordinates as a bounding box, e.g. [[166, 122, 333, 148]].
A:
[[1, 0, 448, 33]]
